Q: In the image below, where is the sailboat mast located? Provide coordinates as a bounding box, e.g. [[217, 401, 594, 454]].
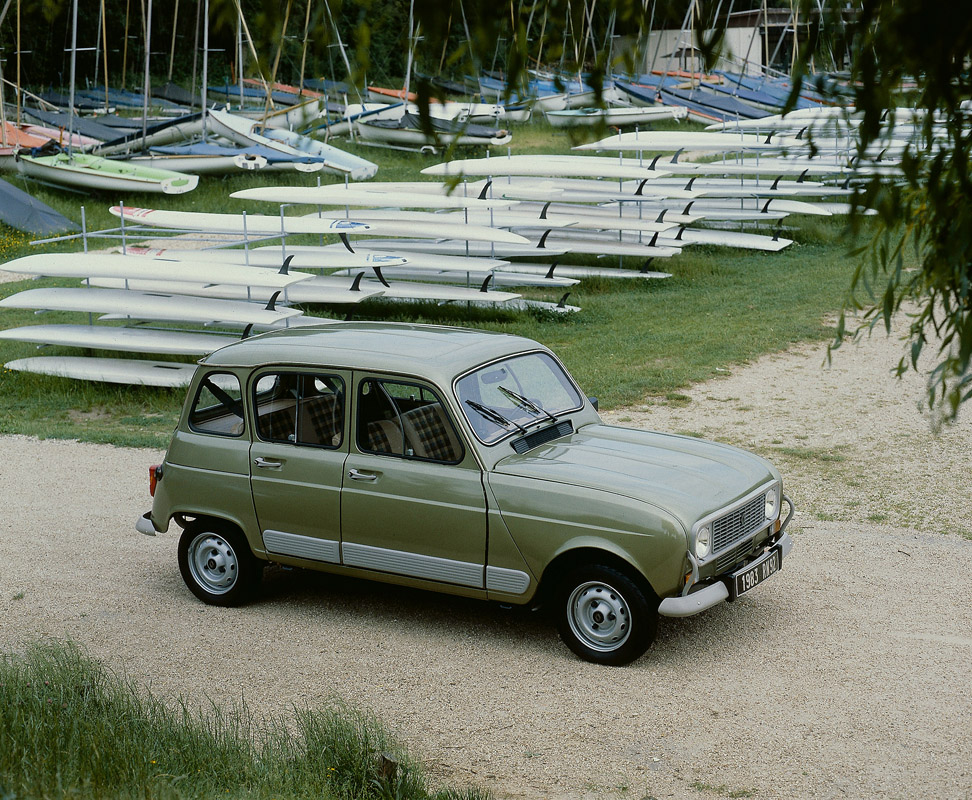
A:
[[100, 0, 109, 109], [67, 0, 78, 157], [142, 0, 153, 146], [201, 0, 209, 140], [16, 0, 21, 126]]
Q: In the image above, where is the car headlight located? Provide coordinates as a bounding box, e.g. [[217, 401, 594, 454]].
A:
[[765, 488, 779, 520], [695, 526, 711, 559]]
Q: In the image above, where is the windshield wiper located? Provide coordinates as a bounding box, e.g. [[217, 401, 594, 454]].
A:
[[465, 400, 527, 433], [498, 385, 558, 423]]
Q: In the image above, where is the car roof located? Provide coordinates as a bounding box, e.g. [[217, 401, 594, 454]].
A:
[[200, 321, 546, 383]]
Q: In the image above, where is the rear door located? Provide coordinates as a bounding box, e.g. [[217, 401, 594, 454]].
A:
[[249, 369, 350, 564]]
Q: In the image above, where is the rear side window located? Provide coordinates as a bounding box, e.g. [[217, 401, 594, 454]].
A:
[[188, 372, 245, 437], [253, 372, 345, 449]]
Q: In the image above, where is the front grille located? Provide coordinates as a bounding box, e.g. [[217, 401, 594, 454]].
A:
[[712, 495, 765, 553], [714, 537, 759, 573]]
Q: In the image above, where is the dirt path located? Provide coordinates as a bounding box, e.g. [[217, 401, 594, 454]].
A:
[[1, 325, 970, 800]]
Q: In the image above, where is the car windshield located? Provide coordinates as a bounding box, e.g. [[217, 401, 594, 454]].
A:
[[455, 351, 583, 444]]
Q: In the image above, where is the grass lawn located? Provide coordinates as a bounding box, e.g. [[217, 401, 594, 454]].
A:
[[0, 641, 486, 800], [0, 119, 861, 447]]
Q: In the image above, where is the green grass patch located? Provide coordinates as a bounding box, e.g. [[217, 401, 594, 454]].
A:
[[767, 446, 848, 463], [0, 641, 487, 800], [0, 120, 869, 446]]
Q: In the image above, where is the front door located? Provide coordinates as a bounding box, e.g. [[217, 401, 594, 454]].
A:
[[249, 369, 350, 564], [340, 375, 488, 588]]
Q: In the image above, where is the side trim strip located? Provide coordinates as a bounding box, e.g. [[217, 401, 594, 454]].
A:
[[263, 530, 340, 564], [486, 565, 531, 595], [342, 542, 484, 588]]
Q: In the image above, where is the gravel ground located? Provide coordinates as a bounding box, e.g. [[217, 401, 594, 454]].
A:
[[1, 323, 970, 800]]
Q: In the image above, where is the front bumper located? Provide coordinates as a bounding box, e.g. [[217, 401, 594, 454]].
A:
[[658, 495, 794, 618]]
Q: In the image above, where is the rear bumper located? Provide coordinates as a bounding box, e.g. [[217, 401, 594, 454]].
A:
[[136, 511, 159, 536]]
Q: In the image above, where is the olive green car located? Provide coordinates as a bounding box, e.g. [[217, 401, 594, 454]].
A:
[[137, 322, 793, 665]]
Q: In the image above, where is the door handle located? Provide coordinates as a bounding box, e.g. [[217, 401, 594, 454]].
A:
[[348, 468, 378, 482], [254, 457, 283, 469]]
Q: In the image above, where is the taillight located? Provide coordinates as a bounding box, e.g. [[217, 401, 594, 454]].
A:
[[149, 464, 163, 496]]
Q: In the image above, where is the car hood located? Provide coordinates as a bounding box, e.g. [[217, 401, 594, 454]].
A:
[[491, 423, 777, 530]]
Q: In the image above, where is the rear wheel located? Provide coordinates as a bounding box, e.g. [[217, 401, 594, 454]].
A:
[[178, 521, 262, 606], [556, 564, 658, 666]]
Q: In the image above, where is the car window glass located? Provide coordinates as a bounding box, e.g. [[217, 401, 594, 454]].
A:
[[188, 372, 244, 437], [254, 372, 345, 448], [456, 352, 582, 444], [357, 379, 463, 463]]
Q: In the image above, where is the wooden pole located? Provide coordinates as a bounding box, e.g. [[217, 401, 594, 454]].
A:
[[298, 0, 312, 97], [168, 0, 180, 82], [263, 0, 292, 121], [122, 0, 131, 89]]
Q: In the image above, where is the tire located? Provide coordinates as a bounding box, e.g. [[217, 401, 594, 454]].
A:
[[555, 564, 658, 666], [177, 521, 262, 607]]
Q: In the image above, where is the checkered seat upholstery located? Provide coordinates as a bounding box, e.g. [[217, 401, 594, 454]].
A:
[[364, 419, 405, 455], [401, 403, 462, 461], [299, 393, 343, 447], [258, 405, 295, 442]]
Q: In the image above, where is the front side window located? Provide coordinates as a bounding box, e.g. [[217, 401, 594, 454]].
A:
[[356, 379, 463, 463], [253, 372, 345, 448], [455, 351, 583, 444], [188, 372, 244, 437]]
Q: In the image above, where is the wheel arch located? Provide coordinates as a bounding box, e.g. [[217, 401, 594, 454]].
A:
[[170, 511, 265, 559], [536, 546, 661, 608]]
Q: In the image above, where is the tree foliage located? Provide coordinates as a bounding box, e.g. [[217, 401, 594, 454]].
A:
[[793, 1, 972, 422]]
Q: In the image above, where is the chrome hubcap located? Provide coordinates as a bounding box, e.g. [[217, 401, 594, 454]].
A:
[[188, 533, 238, 594], [567, 580, 631, 652]]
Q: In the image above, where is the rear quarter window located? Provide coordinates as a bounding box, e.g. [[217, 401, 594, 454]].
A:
[[188, 372, 245, 437]]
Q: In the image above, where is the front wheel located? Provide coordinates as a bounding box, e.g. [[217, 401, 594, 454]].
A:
[[556, 564, 658, 666], [178, 521, 262, 607]]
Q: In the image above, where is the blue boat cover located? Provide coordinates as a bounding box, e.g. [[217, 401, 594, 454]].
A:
[[0, 177, 78, 235], [23, 108, 120, 141], [150, 143, 321, 164]]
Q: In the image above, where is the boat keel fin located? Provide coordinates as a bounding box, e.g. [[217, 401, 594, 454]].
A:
[[339, 233, 355, 253], [537, 229, 552, 248], [278, 254, 294, 276], [350, 272, 364, 292], [265, 291, 282, 312]]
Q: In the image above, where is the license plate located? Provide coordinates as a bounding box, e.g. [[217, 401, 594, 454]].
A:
[[730, 546, 781, 599]]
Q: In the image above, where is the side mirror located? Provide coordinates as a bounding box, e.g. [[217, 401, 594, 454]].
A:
[[588, 396, 599, 411]]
